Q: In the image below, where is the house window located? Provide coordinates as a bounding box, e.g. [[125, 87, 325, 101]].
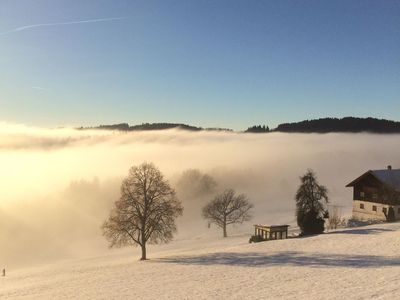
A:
[[382, 207, 387, 214], [360, 191, 365, 198], [360, 203, 364, 209], [372, 205, 377, 212]]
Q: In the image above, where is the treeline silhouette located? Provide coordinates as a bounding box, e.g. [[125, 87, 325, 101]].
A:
[[80, 123, 232, 132], [275, 117, 400, 133], [79, 117, 400, 134], [245, 125, 270, 133]]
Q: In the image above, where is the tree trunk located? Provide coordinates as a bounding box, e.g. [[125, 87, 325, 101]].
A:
[[223, 215, 227, 237], [141, 218, 147, 260], [140, 243, 147, 260]]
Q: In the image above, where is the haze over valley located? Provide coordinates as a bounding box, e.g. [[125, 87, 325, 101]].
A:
[[1, 124, 399, 269]]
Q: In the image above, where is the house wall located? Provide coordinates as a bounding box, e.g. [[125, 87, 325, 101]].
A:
[[352, 200, 400, 221]]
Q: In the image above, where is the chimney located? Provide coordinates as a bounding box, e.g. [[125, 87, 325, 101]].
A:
[[387, 165, 392, 170]]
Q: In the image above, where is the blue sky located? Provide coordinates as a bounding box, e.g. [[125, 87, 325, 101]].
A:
[[0, 0, 399, 130]]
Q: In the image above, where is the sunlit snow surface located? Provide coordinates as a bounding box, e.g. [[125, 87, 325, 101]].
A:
[[1, 222, 400, 300]]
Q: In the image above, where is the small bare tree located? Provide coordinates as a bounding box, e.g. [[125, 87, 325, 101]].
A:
[[176, 169, 217, 198], [327, 205, 344, 230], [102, 162, 183, 260], [202, 189, 253, 237]]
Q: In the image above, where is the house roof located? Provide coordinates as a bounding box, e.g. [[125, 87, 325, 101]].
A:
[[254, 225, 289, 229], [346, 168, 400, 191], [371, 169, 400, 191]]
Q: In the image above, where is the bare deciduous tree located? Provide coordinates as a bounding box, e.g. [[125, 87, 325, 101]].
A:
[[202, 189, 253, 237], [327, 205, 344, 230], [176, 169, 217, 198], [102, 162, 183, 260]]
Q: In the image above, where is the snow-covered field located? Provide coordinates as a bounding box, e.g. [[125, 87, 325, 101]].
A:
[[1, 222, 400, 300]]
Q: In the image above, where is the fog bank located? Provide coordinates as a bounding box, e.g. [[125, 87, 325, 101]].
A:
[[1, 123, 399, 268]]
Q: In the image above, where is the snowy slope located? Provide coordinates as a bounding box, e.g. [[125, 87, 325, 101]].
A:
[[1, 222, 400, 300]]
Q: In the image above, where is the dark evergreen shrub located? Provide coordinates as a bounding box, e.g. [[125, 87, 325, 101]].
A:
[[386, 207, 395, 222], [297, 209, 325, 235], [249, 235, 266, 243]]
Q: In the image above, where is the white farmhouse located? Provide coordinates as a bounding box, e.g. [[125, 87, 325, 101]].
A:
[[346, 166, 400, 221]]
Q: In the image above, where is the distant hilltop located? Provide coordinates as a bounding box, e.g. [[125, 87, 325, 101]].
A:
[[78, 117, 400, 134], [79, 123, 233, 132], [275, 117, 400, 133]]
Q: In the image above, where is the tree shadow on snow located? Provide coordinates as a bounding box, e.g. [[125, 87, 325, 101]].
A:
[[157, 251, 400, 268], [327, 227, 395, 235]]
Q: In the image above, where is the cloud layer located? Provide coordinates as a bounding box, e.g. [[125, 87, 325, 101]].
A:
[[1, 124, 399, 268]]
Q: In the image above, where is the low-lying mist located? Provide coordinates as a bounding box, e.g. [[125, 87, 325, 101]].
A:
[[1, 123, 399, 268]]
